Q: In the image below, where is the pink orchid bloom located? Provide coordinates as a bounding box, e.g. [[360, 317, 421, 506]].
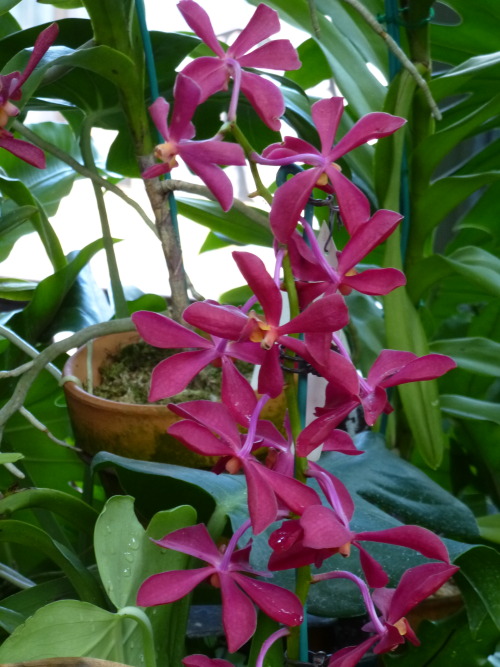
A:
[[288, 209, 406, 303], [137, 522, 303, 652], [131, 309, 264, 422], [269, 462, 451, 587], [168, 397, 321, 534], [183, 251, 349, 398], [177, 1, 300, 129], [359, 348, 457, 426], [183, 657, 232, 667], [323, 562, 459, 666], [0, 23, 58, 167], [142, 73, 246, 211], [254, 97, 406, 242]]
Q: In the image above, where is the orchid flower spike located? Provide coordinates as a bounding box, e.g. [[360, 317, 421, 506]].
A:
[[0, 23, 58, 167], [143, 73, 246, 211], [177, 0, 300, 129]]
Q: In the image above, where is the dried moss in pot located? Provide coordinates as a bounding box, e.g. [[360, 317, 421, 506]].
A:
[[94, 340, 251, 405]]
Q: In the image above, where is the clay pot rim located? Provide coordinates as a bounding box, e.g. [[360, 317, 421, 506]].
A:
[[62, 331, 168, 414]]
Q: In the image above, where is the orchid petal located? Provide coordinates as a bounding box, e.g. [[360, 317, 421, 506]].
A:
[[228, 4, 280, 58], [270, 167, 322, 242], [356, 525, 451, 563], [181, 57, 228, 101], [226, 340, 266, 365], [257, 347, 283, 398], [137, 567, 213, 606], [177, 0, 225, 57], [337, 209, 403, 273], [383, 562, 459, 623], [148, 348, 218, 401], [342, 268, 406, 296], [132, 310, 211, 349], [180, 146, 235, 211], [311, 97, 344, 155], [218, 573, 257, 652], [300, 505, 351, 549], [184, 301, 248, 339], [142, 162, 171, 179], [156, 524, 221, 564], [148, 97, 171, 141], [356, 543, 389, 587], [330, 112, 406, 160], [296, 405, 355, 457], [237, 39, 301, 70], [361, 384, 389, 426], [278, 293, 349, 336], [243, 459, 280, 534], [328, 636, 378, 667], [221, 357, 258, 426], [367, 349, 418, 387], [15, 23, 59, 90], [0, 133, 46, 168], [183, 655, 233, 667], [323, 429, 361, 455], [169, 399, 242, 446], [168, 419, 234, 457], [170, 73, 201, 140], [232, 251, 282, 326], [232, 572, 303, 627], [239, 69, 285, 131], [261, 136, 321, 161], [255, 461, 321, 516], [326, 167, 371, 234], [307, 461, 356, 521], [381, 354, 457, 387]]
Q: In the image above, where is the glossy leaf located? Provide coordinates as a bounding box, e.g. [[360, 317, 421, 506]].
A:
[[440, 395, 500, 426]]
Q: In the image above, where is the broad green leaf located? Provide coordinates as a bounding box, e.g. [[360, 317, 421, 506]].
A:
[[176, 197, 273, 247], [0, 520, 104, 606], [0, 174, 66, 271], [429, 337, 500, 376], [0, 278, 37, 301], [285, 37, 331, 90], [0, 0, 21, 14], [441, 395, 500, 425], [219, 284, 254, 306], [1, 122, 81, 217], [53, 45, 136, 94], [477, 515, 500, 544], [408, 247, 500, 303], [0, 204, 37, 235], [0, 577, 78, 622], [456, 546, 500, 631], [413, 172, 500, 245], [8, 237, 111, 342], [94, 495, 195, 609], [0, 488, 98, 534], [0, 452, 23, 464], [0, 600, 134, 663]]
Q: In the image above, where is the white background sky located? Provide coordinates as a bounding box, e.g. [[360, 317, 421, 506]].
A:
[[3, 1, 309, 302]]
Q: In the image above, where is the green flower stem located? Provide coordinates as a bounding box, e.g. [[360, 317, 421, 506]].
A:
[[80, 119, 128, 318], [230, 123, 273, 205], [118, 606, 157, 667], [11, 120, 157, 235]]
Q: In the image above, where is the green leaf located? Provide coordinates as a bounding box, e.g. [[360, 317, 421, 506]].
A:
[[429, 337, 500, 376], [408, 247, 500, 303], [286, 37, 331, 90], [94, 495, 195, 609], [456, 545, 500, 631], [0, 174, 66, 271], [0, 520, 105, 606], [176, 197, 273, 247], [0, 606, 25, 634], [0, 278, 37, 301], [441, 395, 500, 425], [8, 237, 111, 342], [477, 515, 500, 544], [0, 488, 98, 534], [0, 452, 23, 464], [0, 0, 21, 14], [38, 0, 84, 6], [0, 600, 132, 663]]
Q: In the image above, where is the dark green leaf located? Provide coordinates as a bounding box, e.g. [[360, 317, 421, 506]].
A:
[[0, 0, 21, 16], [456, 546, 500, 631]]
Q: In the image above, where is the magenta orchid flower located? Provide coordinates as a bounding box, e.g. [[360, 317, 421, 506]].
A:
[[142, 73, 246, 210], [168, 397, 321, 534], [183, 657, 232, 667], [131, 309, 264, 422], [254, 97, 406, 241], [288, 209, 406, 302], [177, 1, 300, 129], [0, 23, 58, 167], [321, 562, 459, 666], [137, 522, 303, 652], [183, 251, 349, 398]]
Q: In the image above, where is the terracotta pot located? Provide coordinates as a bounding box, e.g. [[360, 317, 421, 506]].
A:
[[62, 331, 286, 467], [62, 331, 215, 466]]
